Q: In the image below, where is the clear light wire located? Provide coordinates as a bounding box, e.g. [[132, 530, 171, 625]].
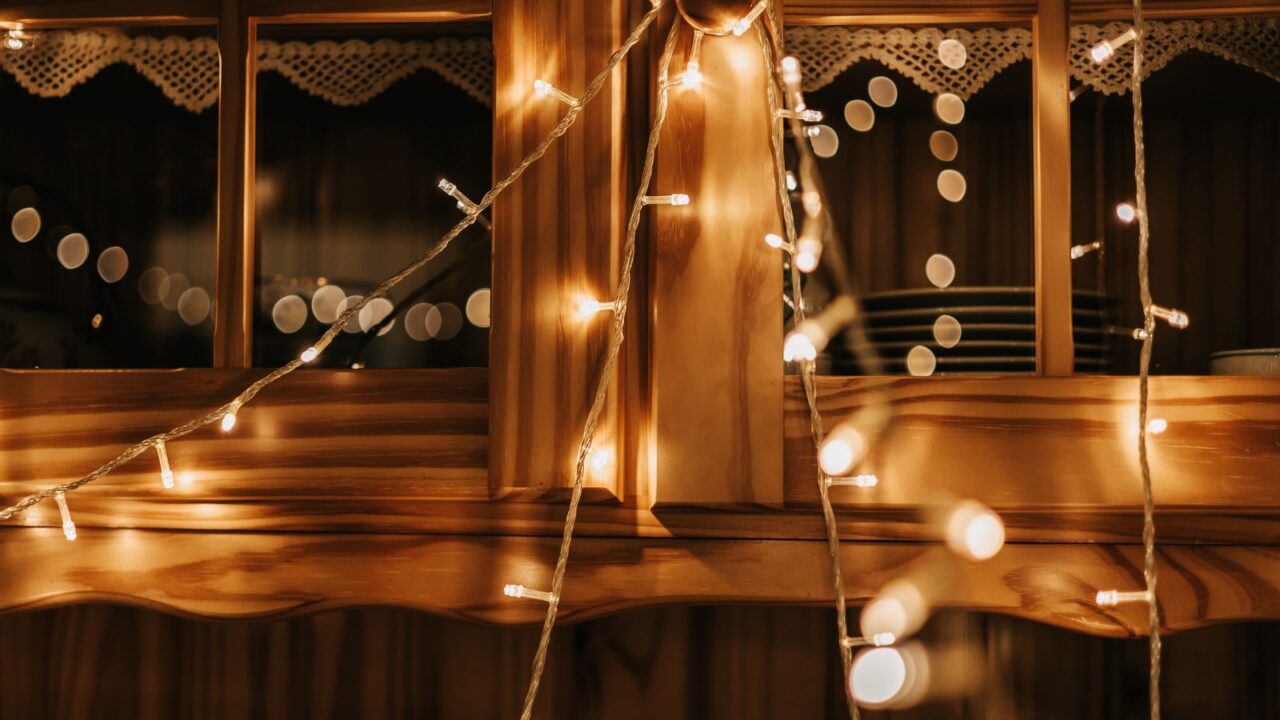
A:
[[516, 10, 680, 720], [0, 2, 667, 528]]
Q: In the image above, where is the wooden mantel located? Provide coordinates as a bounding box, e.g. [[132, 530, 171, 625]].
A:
[[1, 0, 1279, 640]]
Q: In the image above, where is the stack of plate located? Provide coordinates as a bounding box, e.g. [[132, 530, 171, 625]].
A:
[[828, 287, 1113, 375]]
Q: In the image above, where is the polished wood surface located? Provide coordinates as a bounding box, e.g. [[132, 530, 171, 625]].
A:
[[489, 0, 630, 501], [213, 0, 256, 368], [1032, 0, 1075, 375], [2, 528, 1279, 634], [650, 23, 784, 508]]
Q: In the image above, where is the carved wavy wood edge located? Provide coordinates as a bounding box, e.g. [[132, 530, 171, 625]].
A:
[[2, 528, 1278, 635]]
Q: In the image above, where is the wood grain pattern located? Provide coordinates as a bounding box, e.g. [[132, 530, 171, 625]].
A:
[[649, 22, 784, 508], [488, 0, 630, 501], [2, 528, 1279, 634], [213, 0, 256, 368], [1033, 0, 1075, 376]]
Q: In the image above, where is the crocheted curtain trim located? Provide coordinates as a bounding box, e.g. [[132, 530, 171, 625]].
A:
[[0, 31, 493, 112], [784, 18, 1279, 99]]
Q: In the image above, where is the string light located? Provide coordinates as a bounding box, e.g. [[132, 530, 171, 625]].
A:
[[849, 646, 912, 707], [731, 0, 768, 36], [1150, 304, 1189, 329], [300, 346, 319, 363], [681, 30, 704, 89], [1096, 588, 1153, 607], [1116, 201, 1137, 223], [764, 232, 795, 252], [1147, 418, 1168, 435], [155, 440, 175, 489], [3, 25, 33, 51], [777, 108, 823, 122], [944, 500, 1006, 561], [794, 236, 822, 273], [532, 78, 579, 107], [641, 193, 690, 205], [438, 178, 492, 230], [827, 474, 879, 488], [574, 298, 616, 319], [503, 584, 556, 603], [783, 297, 856, 362], [54, 491, 75, 541], [587, 446, 616, 482], [1071, 240, 1102, 259], [221, 401, 240, 432], [819, 424, 867, 476], [1090, 27, 1137, 63], [785, 172, 798, 191], [860, 579, 928, 644]]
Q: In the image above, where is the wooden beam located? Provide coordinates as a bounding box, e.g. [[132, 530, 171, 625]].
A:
[[781, 0, 1280, 24], [488, 0, 630, 501], [0, 0, 216, 26], [1032, 0, 1074, 376], [213, 0, 256, 368], [2, 528, 1278, 635], [247, 0, 489, 23], [649, 22, 784, 508]]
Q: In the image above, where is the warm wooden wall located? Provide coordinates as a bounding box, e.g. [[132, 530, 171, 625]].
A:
[[1, 603, 1277, 719]]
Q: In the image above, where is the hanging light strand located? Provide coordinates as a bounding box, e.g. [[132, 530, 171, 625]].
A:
[[0, 2, 666, 527], [514, 12, 681, 720]]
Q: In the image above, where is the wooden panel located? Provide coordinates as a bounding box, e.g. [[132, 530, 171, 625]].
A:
[[1032, 0, 1075, 376], [2, 529, 1279, 634], [213, 1, 255, 368], [488, 0, 629, 501], [650, 24, 784, 507], [786, 375, 1280, 542], [0, 0, 216, 25], [781, 0, 1280, 24], [247, 0, 490, 23]]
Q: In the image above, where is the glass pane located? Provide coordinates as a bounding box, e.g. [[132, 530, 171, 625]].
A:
[[1070, 16, 1280, 375], [253, 23, 493, 369], [0, 26, 218, 368], [782, 25, 1045, 377]]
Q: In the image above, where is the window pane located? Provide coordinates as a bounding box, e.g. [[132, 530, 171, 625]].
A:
[[253, 24, 493, 369], [0, 26, 218, 368]]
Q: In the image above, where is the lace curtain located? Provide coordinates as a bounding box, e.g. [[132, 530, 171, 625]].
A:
[[0, 31, 494, 112], [785, 18, 1280, 99]]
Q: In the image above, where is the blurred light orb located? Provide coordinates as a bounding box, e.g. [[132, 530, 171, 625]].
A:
[[925, 253, 956, 288], [139, 267, 169, 305], [1116, 202, 1137, 223], [466, 288, 492, 328], [868, 76, 898, 107], [162, 273, 190, 311], [177, 287, 211, 326], [56, 232, 89, 269], [97, 246, 129, 283], [844, 100, 875, 132], [934, 93, 966, 124], [405, 302, 434, 341], [1147, 417, 1168, 435], [311, 284, 346, 324], [359, 297, 396, 335], [272, 295, 308, 334], [850, 648, 908, 706], [819, 426, 865, 476], [91, 313, 103, 329], [809, 124, 840, 158], [588, 446, 616, 483], [929, 130, 959, 162], [938, 38, 968, 69], [937, 169, 967, 202], [426, 302, 463, 340], [946, 500, 1006, 561], [11, 207, 40, 243], [339, 295, 365, 333], [906, 345, 937, 376], [933, 314, 962, 348]]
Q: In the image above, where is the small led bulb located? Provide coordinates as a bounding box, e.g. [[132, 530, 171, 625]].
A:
[[827, 474, 879, 488], [682, 31, 704, 89], [54, 491, 76, 541], [575, 298, 616, 319], [1116, 202, 1137, 223], [819, 424, 866, 476], [731, 0, 768, 36], [945, 500, 1005, 561], [1070, 241, 1102, 260], [785, 172, 798, 191], [221, 401, 240, 432], [1096, 588, 1152, 607], [777, 108, 824, 122], [587, 446, 616, 482], [155, 439, 175, 489], [794, 237, 822, 273], [1090, 28, 1137, 64], [764, 233, 794, 252], [503, 584, 556, 603], [1150, 305, 1189, 329], [532, 79, 579, 107], [780, 56, 801, 85], [641, 194, 690, 206], [783, 332, 818, 363], [1147, 418, 1168, 435], [300, 346, 319, 363]]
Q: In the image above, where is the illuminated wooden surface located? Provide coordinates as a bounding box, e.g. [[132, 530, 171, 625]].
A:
[[488, 0, 630, 501]]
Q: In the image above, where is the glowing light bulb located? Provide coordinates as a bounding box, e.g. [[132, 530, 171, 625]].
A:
[[221, 402, 240, 432], [731, 0, 768, 35], [764, 232, 795, 252], [1147, 417, 1168, 435], [860, 579, 927, 644], [155, 439, 174, 489], [54, 491, 76, 541], [819, 424, 866, 476], [1071, 241, 1102, 260], [1090, 28, 1137, 64], [300, 346, 319, 363], [781, 56, 801, 85], [1150, 305, 1189, 329], [4, 26, 31, 52], [681, 30, 704, 89], [642, 194, 690, 206], [785, 172, 798, 191], [587, 446, 616, 482], [532, 79, 579, 106], [828, 474, 879, 488], [503, 584, 555, 603], [946, 500, 1005, 561], [1116, 202, 1137, 223], [794, 237, 822, 273], [1096, 588, 1152, 607], [784, 333, 818, 363], [575, 298, 616, 319], [849, 647, 908, 706], [778, 108, 823, 122]]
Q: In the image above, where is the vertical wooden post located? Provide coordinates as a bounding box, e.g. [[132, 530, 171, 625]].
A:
[[213, 0, 256, 368], [489, 0, 629, 500], [649, 24, 783, 507], [1032, 0, 1075, 376]]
